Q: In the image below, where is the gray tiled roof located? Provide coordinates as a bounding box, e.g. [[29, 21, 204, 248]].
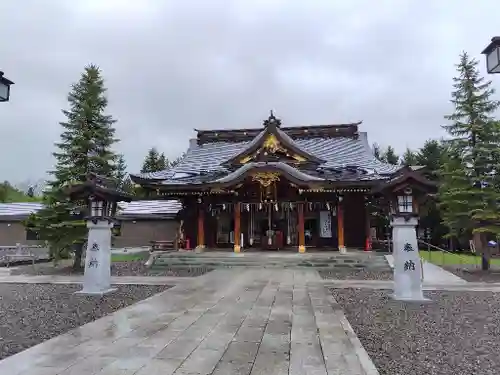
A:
[[133, 131, 401, 183], [0, 203, 43, 220], [215, 162, 324, 183], [0, 201, 182, 220], [118, 200, 182, 217]]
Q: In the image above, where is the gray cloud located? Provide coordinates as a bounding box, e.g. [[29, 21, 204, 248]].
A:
[[1, 0, 499, 184]]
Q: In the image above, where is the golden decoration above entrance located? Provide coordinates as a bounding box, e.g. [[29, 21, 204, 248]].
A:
[[252, 172, 280, 187], [263, 134, 281, 153]]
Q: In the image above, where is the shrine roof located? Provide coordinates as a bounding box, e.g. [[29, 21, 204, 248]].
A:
[[0, 202, 44, 221], [213, 162, 325, 185], [131, 129, 401, 185], [117, 200, 182, 219], [0, 201, 182, 221], [195, 122, 360, 144]]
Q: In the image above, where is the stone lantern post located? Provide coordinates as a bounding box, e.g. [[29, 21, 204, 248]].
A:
[[66, 173, 133, 295], [373, 167, 436, 302]]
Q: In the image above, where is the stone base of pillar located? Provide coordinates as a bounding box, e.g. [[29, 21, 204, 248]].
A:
[[391, 216, 429, 302], [194, 245, 205, 253], [298, 245, 306, 253], [234, 245, 241, 253], [338, 246, 347, 254], [75, 287, 117, 296], [76, 219, 115, 296]]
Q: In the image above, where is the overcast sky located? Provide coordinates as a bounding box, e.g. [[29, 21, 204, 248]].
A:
[[1, 0, 499, 184]]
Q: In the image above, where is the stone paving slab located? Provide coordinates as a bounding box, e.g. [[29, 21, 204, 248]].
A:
[[0, 269, 379, 375], [0, 275, 190, 285]]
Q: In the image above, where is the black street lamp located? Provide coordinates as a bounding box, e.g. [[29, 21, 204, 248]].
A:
[[481, 37, 500, 74], [0, 71, 14, 102]]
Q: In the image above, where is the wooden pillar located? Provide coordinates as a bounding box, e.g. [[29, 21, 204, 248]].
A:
[[196, 205, 205, 250], [365, 197, 372, 251], [337, 197, 346, 253], [234, 202, 241, 253], [298, 202, 305, 253]]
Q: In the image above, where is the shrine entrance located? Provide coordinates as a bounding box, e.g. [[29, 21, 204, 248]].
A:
[[245, 202, 298, 250], [211, 200, 338, 251]]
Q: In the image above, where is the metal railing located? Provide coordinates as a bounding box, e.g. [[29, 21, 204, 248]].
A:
[[417, 239, 480, 270]]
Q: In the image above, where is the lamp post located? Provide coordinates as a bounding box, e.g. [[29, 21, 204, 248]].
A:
[[66, 173, 132, 295], [388, 187, 428, 301], [481, 37, 500, 74], [0, 71, 14, 102]]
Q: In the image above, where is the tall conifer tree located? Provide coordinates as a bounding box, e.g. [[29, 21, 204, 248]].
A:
[[141, 147, 160, 173], [439, 52, 500, 268], [383, 146, 399, 165], [28, 65, 120, 269], [400, 148, 417, 166]]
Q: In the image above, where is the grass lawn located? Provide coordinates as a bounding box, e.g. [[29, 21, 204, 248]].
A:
[[420, 250, 500, 266], [110, 252, 149, 262]]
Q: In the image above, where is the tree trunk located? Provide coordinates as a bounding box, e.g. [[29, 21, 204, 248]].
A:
[[72, 243, 84, 271], [473, 232, 490, 271]]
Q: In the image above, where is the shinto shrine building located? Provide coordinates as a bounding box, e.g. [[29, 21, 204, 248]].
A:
[[130, 113, 432, 252]]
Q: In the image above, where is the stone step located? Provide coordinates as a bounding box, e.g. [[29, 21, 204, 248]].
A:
[[150, 252, 391, 271]]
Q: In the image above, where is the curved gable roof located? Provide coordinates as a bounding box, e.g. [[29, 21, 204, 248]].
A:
[[130, 124, 401, 184], [222, 113, 325, 166]]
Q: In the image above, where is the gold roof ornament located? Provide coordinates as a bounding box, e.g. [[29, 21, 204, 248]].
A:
[[252, 172, 280, 187], [263, 134, 281, 154]]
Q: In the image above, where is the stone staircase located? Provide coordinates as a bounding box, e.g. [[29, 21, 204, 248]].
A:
[[150, 251, 390, 271]]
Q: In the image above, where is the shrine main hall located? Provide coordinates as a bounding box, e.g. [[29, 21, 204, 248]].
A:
[[130, 113, 432, 252]]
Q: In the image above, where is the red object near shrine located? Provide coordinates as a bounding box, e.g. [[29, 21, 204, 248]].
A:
[[185, 238, 190, 250], [365, 238, 372, 251]]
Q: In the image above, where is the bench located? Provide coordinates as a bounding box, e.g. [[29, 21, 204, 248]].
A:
[[150, 240, 176, 252], [0, 244, 50, 268]]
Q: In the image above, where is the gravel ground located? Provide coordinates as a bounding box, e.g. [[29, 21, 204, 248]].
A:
[[318, 268, 393, 280], [332, 288, 500, 375], [0, 283, 170, 360], [445, 267, 500, 283], [10, 261, 213, 277]]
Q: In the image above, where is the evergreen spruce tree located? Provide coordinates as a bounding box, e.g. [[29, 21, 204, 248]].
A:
[[439, 52, 500, 268], [438, 149, 472, 243], [372, 143, 384, 161], [121, 177, 135, 194], [414, 140, 447, 244], [115, 154, 127, 182], [141, 147, 160, 173], [400, 147, 417, 166], [157, 152, 168, 171], [114, 154, 135, 194], [28, 65, 120, 270], [170, 153, 185, 168], [140, 148, 170, 172], [383, 146, 399, 165], [415, 140, 445, 181]]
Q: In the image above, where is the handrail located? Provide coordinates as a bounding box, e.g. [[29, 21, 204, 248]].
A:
[[417, 239, 477, 268]]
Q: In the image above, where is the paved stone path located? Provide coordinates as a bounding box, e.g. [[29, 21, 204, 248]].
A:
[[0, 269, 378, 375], [0, 275, 185, 285]]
